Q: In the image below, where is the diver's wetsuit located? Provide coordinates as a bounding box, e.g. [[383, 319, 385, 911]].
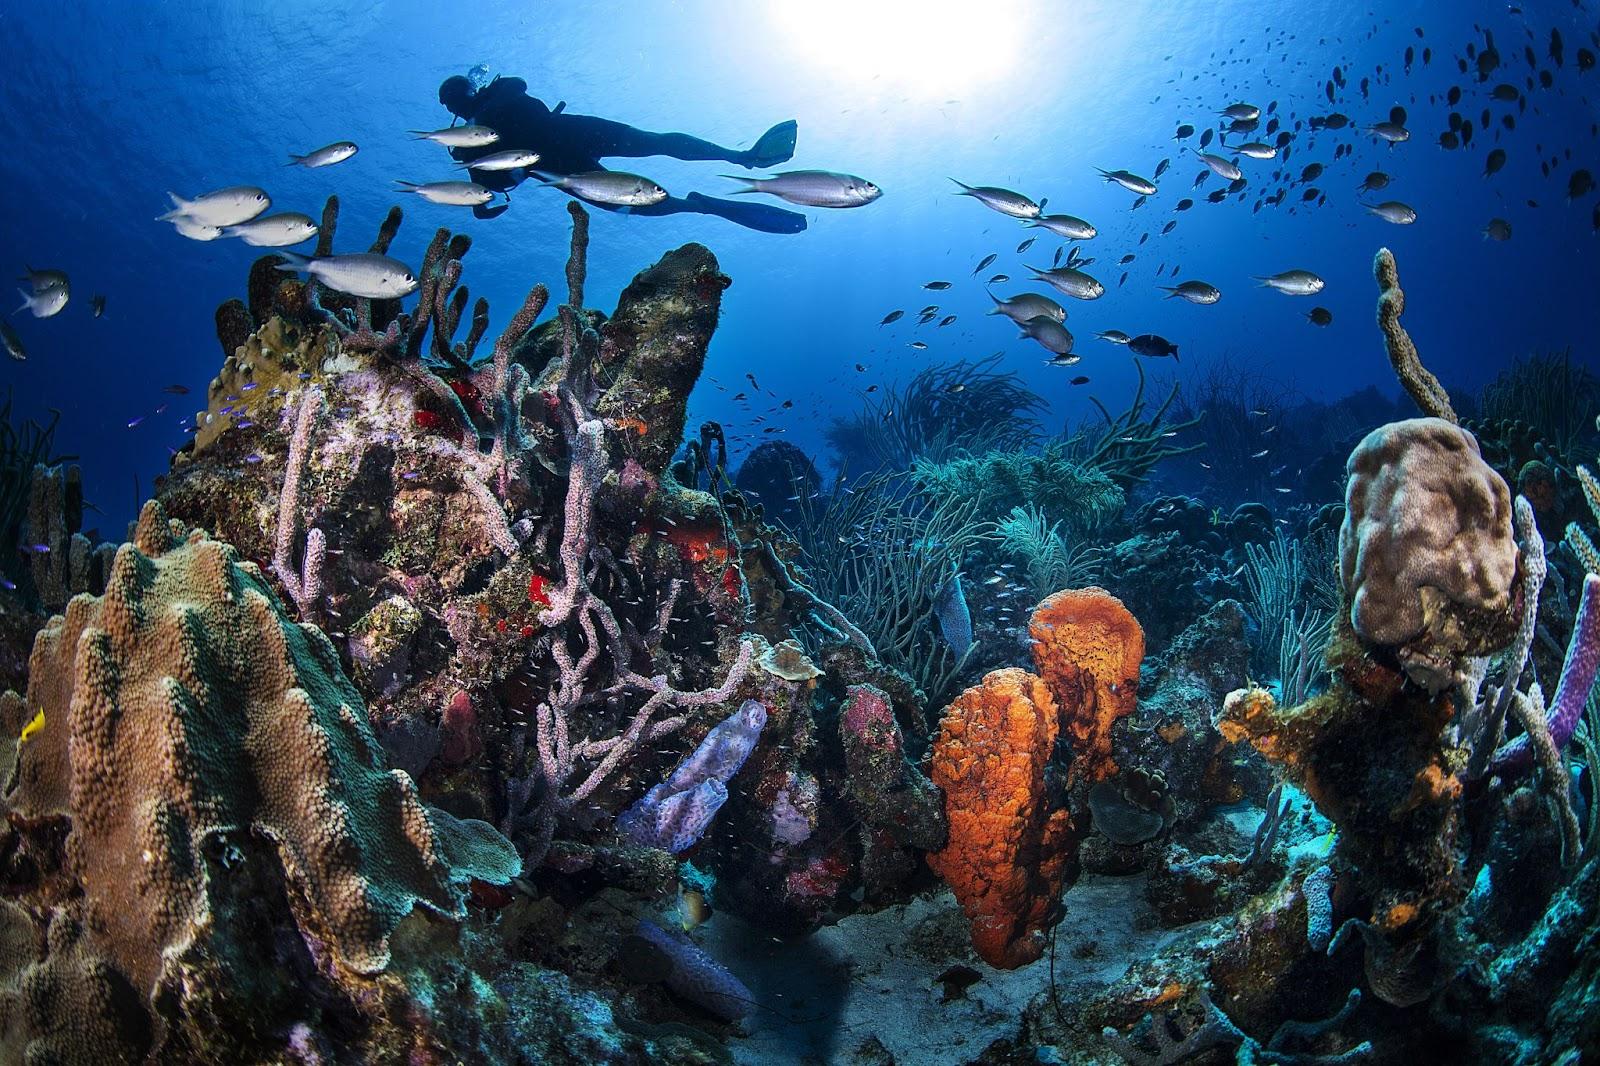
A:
[[439, 76, 805, 234]]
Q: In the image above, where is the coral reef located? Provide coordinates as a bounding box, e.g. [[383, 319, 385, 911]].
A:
[[927, 587, 1143, 968]]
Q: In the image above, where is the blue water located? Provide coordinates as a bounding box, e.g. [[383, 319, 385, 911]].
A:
[[1, 0, 1596, 528]]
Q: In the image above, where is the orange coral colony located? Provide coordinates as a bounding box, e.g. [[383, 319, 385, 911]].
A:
[[927, 587, 1145, 969]]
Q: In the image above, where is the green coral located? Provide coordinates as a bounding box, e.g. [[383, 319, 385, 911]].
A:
[[912, 445, 1125, 531]]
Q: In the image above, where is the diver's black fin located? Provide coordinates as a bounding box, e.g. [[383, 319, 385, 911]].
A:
[[744, 120, 798, 169]]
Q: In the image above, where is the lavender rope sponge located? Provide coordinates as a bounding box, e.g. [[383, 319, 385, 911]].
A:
[[616, 698, 767, 852]]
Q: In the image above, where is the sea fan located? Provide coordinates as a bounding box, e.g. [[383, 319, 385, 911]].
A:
[[995, 504, 1101, 600]]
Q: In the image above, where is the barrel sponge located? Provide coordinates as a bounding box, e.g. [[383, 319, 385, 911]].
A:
[[1028, 587, 1144, 785], [7, 500, 519, 998], [1338, 418, 1516, 648], [926, 668, 1072, 969]]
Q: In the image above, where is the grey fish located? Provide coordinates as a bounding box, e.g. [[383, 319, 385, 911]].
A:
[[1358, 171, 1391, 193], [287, 140, 358, 168], [1161, 280, 1221, 304], [1483, 218, 1512, 241], [1189, 150, 1242, 181], [950, 178, 1040, 219], [273, 251, 418, 299], [1096, 329, 1131, 344], [986, 291, 1066, 325], [455, 148, 542, 172], [1253, 269, 1325, 295], [1097, 168, 1158, 195], [0, 318, 25, 360], [972, 253, 997, 275], [1128, 333, 1179, 360], [1018, 315, 1075, 355], [1027, 264, 1104, 300], [934, 570, 972, 656], [170, 217, 224, 241], [15, 267, 68, 318], [409, 125, 500, 148], [395, 179, 494, 206], [222, 212, 319, 247], [1219, 102, 1261, 121], [1231, 141, 1277, 160], [1028, 213, 1097, 240], [1365, 200, 1417, 224], [534, 170, 668, 206], [723, 169, 880, 207], [157, 186, 270, 227], [1368, 121, 1410, 143]]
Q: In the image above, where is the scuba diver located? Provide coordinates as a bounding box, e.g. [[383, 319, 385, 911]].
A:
[[437, 74, 807, 233]]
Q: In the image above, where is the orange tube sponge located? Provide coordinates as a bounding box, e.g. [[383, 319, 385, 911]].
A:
[[1028, 587, 1145, 786], [926, 668, 1071, 968]]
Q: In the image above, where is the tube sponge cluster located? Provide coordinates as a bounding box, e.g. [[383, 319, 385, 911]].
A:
[[615, 698, 767, 853]]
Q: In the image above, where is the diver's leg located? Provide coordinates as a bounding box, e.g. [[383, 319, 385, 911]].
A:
[[575, 115, 796, 168], [588, 193, 806, 234]]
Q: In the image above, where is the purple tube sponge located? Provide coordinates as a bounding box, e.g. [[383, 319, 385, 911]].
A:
[[1492, 572, 1600, 776], [635, 919, 754, 1021], [616, 698, 767, 852]]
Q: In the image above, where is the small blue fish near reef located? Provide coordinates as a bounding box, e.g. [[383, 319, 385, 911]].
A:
[[935, 569, 973, 657]]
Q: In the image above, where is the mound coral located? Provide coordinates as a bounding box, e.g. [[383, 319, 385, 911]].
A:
[[1, 501, 517, 1052], [928, 587, 1144, 968], [1339, 417, 1518, 690]]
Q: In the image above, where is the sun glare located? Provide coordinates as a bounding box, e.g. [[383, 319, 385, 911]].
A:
[[769, 0, 1029, 99]]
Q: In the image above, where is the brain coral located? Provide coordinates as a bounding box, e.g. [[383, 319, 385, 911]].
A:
[[1338, 418, 1516, 650], [5, 500, 519, 1002]]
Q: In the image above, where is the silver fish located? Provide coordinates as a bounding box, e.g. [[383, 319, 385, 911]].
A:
[[0, 319, 25, 360], [1253, 269, 1325, 295], [1018, 315, 1075, 355], [950, 178, 1040, 219], [1190, 150, 1242, 182], [723, 169, 880, 207], [1368, 121, 1410, 143], [1161, 280, 1222, 304], [1027, 264, 1104, 300], [158, 186, 270, 227], [15, 267, 68, 318], [1028, 213, 1097, 240], [273, 251, 418, 299], [535, 170, 668, 206], [1096, 329, 1131, 344], [1231, 141, 1277, 160], [1219, 102, 1261, 121], [222, 212, 319, 247], [288, 141, 358, 168], [1365, 200, 1417, 224], [395, 180, 494, 206], [986, 291, 1066, 325], [1097, 168, 1158, 195], [170, 216, 224, 241], [455, 149, 542, 172], [409, 125, 500, 148]]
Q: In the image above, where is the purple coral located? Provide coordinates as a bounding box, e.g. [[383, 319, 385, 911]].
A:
[[634, 919, 753, 1021], [615, 698, 767, 853], [1492, 572, 1600, 776]]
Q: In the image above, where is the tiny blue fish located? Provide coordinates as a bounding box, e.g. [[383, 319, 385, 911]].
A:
[[245, 454, 263, 464]]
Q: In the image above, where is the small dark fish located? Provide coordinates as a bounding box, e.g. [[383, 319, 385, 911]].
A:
[[938, 315, 957, 327], [1569, 169, 1595, 201], [1199, 128, 1214, 148], [1175, 198, 1193, 211], [90, 294, 106, 318], [1483, 218, 1511, 241], [972, 253, 997, 275], [1357, 171, 1390, 193], [1017, 237, 1036, 253], [1174, 123, 1195, 141], [1300, 163, 1323, 182], [1127, 333, 1179, 360], [1439, 131, 1460, 150], [1306, 306, 1333, 326], [924, 281, 952, 290], [987, 273, 1010, 284], [163, 384, 190, 395], [1069, 375, 1090, 385], [1484, 148, 1506, 176], [879, 310, 903, 325]]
